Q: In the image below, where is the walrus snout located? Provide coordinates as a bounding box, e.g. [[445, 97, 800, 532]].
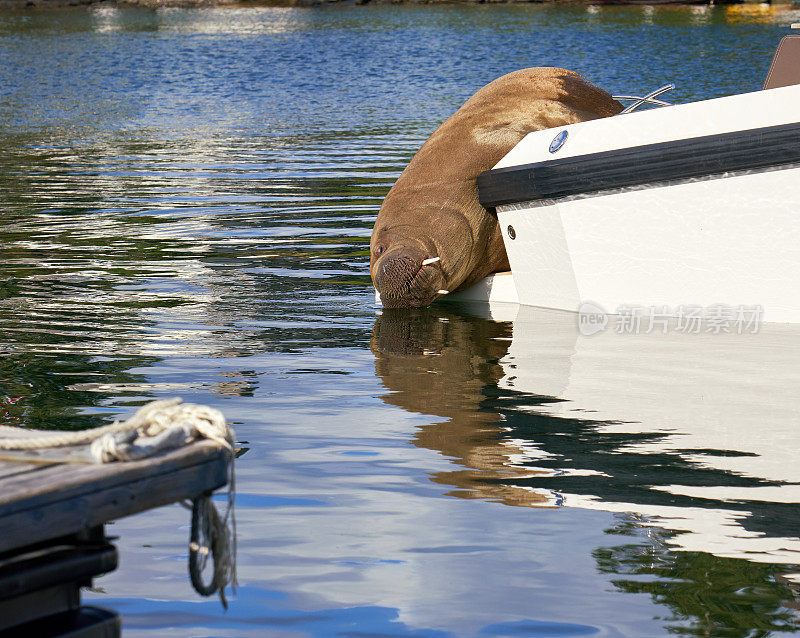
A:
[[374, 248, 447, 308]]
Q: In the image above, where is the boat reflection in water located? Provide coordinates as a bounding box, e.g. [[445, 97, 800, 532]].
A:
[[372, 302, 800, 631]]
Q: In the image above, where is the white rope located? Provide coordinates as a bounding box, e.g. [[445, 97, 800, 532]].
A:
[[0, 398, 234, 463], [88, 399, 234, 463]]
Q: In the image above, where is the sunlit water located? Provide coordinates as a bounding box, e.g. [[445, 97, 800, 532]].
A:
[[2, 4, 800, 636]]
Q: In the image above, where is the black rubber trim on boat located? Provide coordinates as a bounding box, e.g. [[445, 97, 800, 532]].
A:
[[477, 121, 800, 208]]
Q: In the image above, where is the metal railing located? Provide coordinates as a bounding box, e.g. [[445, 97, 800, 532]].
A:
[[613, 83, 675, 114]]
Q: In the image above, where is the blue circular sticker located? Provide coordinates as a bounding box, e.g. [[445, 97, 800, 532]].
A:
[[549, 130, 568, 153]]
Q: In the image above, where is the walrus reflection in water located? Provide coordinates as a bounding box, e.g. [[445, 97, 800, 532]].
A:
[[370, 68, 622, 308], [371, 307, 553, 507]]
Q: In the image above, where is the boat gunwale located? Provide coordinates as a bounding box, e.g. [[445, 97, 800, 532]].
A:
[[477, 121, 800, 208]]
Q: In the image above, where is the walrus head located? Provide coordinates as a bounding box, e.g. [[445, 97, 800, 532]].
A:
[[371, 242, 448, 309], [370, 67, 622, 308], [371, 205, 475, 308]]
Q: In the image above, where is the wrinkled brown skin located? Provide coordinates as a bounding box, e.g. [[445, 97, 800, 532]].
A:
[[370, 67, 622, 308]]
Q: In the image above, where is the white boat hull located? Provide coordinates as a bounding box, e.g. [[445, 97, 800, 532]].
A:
[[496, 164, 800, 323], [466, 84, 800, 323]]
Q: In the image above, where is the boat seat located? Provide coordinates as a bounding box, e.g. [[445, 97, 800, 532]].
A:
[[763, 35, 800, 90]]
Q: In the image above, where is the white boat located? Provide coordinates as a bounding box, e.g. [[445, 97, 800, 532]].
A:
[[451, 26, 800, 324]]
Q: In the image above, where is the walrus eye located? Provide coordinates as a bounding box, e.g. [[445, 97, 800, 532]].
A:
[[375, 245, 386, 256]]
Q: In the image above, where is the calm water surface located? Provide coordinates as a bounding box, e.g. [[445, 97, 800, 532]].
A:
[[2, 4, 800, 636]]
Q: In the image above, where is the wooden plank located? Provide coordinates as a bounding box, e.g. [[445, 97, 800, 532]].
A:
[[0, 541, 117, 631], [0, 440, 225, 510], [0, 446, 94, 465], [0, 583, 79, 631], [0, 540, 117, 599], [0, 441, 228, 552], [0, 461, 46, 480], [3, 604, 120, 638]]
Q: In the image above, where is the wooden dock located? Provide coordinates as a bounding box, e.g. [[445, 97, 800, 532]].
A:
[[0, 437, 229, 637]]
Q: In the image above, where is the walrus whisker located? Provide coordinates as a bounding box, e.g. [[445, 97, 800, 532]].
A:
[[437, 290, 449, 295], [421, 257, 441, 266]]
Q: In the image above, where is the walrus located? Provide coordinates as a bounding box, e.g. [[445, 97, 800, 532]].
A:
[[370, 67, 622, 308]]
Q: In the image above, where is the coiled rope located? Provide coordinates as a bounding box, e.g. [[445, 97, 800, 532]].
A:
[[0, 398, 237, 606], [189, 492, 236, 609], [0, 398, 233, 459]]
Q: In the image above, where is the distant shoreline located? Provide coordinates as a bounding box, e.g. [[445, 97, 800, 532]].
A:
[[0, 0, 735, 9]]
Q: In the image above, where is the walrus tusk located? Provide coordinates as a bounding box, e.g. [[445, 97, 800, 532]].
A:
[[437, 289, 449, 295], [421, 257, 441, 266]]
